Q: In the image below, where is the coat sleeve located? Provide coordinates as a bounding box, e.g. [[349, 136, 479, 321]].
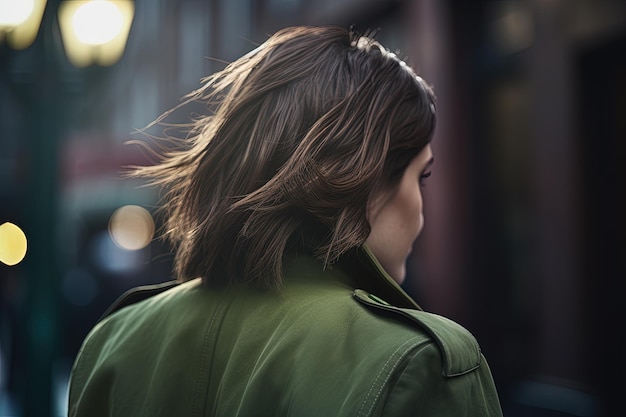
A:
[[380, 342, 504, 417]]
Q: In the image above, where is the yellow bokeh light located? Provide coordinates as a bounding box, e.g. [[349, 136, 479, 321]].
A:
[[72, 0, 124, 45], [0, 0, 35, 28], [108, 205, 155, 251], [0, 222, 28, 266], [0, 0, 46, 50], [58, 0, 134, 67]]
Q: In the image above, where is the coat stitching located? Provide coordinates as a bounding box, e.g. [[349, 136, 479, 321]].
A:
[[357, 336, 421, 417], [192, 302, 225, 416]]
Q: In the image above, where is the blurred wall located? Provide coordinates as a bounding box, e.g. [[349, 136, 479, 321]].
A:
[[1, 0, 625, 416]]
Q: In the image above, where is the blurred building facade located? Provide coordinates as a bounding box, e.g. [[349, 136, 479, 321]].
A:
[[1, 0, 625, 416]]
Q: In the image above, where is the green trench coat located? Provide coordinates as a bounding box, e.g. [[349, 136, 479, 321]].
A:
[[68, 247, 503, 416]]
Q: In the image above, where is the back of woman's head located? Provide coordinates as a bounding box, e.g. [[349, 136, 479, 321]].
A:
[[138, 25, 436, 288]]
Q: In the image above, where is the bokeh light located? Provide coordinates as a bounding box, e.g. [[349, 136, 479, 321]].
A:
[[0, 222, 28, 266], [72, 0, 124, 45], [0, 0, 34, 28], [0, 0, 46, 50], [108, 205, 155, 251], [58, 0, 134, 67]]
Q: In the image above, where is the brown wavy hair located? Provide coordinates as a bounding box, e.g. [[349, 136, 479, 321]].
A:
[[135, 25, 436, 288]]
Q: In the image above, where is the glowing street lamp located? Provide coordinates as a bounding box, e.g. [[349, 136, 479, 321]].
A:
[[0, 0, 47, 49], [0, 0, 35, 26], [58, 0, 134, 67], [1, 0, 134, 67]]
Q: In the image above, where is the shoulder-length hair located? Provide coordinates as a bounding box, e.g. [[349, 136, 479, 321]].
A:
[[136, 25, 436, 288]]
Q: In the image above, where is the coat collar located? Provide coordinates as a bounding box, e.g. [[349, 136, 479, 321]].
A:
[[102, 244, 424, 322], [338, 245, 423, 310], [285, 244, 422, 311]]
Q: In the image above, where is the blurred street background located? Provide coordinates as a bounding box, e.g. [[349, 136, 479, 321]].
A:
[[1, 0, 625, 416]]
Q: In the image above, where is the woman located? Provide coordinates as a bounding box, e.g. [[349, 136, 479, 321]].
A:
[[68, 26, 503, 416]]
